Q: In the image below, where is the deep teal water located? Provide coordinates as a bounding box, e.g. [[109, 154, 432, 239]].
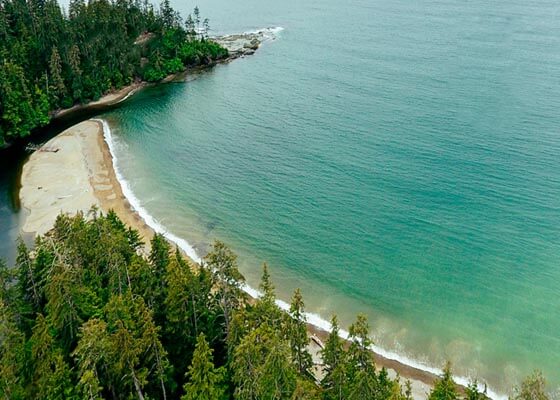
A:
[[3, 0, 560, 394]]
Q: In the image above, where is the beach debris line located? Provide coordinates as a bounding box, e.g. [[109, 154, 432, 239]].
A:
[[25, 143, 59, 153]]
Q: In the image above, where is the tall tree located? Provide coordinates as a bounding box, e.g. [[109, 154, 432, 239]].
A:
[[428, 363, 459, 400], [253, 263, 283, 330], [0, 60, 41, 141], [0, 300, 26, 399], [510, 372, 549, 400], [205, 241, 245, 341], [30, 314, 75, 399], [233, 325, 296, 400], [287, 288, 313, 378], [347, 314, 377, 400], [181, 333, 226, 400], [48, 46, 66, 106], [465, 380, 486, 400], [73, 318, 111, 399], [320, 315, 348, 400]]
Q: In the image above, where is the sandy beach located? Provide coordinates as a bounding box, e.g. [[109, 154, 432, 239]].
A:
[[20, 120, 154, 244], [19, 119, 442, 399], [52, 83, 144, 120]]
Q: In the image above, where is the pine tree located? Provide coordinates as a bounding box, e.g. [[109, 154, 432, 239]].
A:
[[181, 333, 226, 400], [0, 60, 39, 139], [254, 263, 283, 330], [347, 313, 375, 375], [347, 314, 378, 399], [428, 363, 459, 400], [205, 241, 245, 341], [320, 315, 348, 400], [233, 325, 296, 400], [0, 300, 26, 399], [104, 293, 170, 399], [287, 288, 313, 378], [73, 319, 110, 399], [258, 337, 297, 400], [147, 233, 170, 321], [291, 379, 322, 400], [45, 260, 86, 348], [465, 380, 486, 400], [48, 46, 66, 106], [202, 18, 210, 39], [68, 44, 83, 101], [30, 314, 56, 393], [510, 372, 549, 400]]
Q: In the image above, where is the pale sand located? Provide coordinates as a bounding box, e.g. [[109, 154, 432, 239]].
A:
[[19, 119, 438, 399], [52, 83, 144, 120], [20, 120, 154, 246]]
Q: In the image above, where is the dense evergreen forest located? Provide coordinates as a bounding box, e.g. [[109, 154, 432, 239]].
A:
[[0, 209, 549, 399], [0, 0, 228, 145]]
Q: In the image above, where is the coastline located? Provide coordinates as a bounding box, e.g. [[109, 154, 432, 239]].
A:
[[19, 120, 154, 244], [51, 82, 145, 121], [19, 118, 468, 400], [44, 28, 279, 128]]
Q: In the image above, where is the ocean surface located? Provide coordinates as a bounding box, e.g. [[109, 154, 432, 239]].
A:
[[3, 0, 560, 395]]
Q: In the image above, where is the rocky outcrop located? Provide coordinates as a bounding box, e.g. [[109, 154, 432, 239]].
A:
[[214, 27, 281, 59]]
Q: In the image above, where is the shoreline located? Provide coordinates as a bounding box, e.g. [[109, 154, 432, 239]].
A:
[[44, 28, 280, 130], [19, 118, 493, 400], [0, 28, 278, 153], [51, 82, 146, 121]]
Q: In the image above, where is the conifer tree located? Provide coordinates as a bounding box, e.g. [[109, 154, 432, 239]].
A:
[[287, 288, 313, 378], [73, 318, 111, 399], [347, 314, 377, 400], [0, 300, 26, 399], [48, 46, 66, 106], [233, 325, 296, 400], [0, 60, 39, 140], [205, 241, 245, 340], [147, 233, 171, 321], [510, 372, 549, 400], [181, 333, 226, 400], [291, 379, 322, 400], [465, 380, 486, 400], [428, 363, 459, 400], [104, 293, 170, 399], [254, 263, 283, 330], [45, 259, 87, 348], [347, 313, 375, 375], [258, 337, 297, 400], [321, 315, 348, 400]]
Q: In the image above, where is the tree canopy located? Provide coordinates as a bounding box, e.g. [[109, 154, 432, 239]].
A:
[[0, 0, 228, 146], [0, 210, 547, 399]]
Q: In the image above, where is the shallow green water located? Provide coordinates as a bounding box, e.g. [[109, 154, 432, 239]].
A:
[[4, 0, 560, 394]]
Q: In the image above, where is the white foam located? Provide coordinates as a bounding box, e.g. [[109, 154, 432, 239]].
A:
[[218, 26, 284, 41], [117, 87, 139, 104], [96, 118, 506, 400], [255, 26, 284, 42], [95, 118, 202, 263]]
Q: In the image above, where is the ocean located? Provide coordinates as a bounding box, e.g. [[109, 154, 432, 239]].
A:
[[2, 0, 560, 395]]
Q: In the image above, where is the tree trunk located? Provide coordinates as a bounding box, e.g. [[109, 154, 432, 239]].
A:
[[131, 369, 145, 400]]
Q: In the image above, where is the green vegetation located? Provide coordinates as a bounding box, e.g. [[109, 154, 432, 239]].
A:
[[0, 0, 228, 145], [0, 210, 551, 399]]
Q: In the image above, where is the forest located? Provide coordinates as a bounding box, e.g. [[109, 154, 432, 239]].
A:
[[0, 0, 228, 145], [0, 209, 549, 399]]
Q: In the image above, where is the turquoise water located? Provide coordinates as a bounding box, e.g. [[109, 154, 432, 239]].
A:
[[5, 0, 560, 394]]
